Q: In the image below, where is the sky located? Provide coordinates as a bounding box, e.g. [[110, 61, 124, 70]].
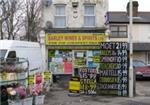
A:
[[108, 0, 150, 11]]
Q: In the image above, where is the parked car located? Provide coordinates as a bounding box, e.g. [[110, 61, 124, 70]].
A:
[[133, 60, 150, 79]]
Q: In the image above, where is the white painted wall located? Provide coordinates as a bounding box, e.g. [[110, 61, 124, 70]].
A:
[[132, 24, 150, 43], [42, 0, 108, 28]]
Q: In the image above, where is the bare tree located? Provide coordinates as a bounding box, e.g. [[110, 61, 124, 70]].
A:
[[24, 0, 42, 42], [0, 0, 9, 39], [0, 0, 24, 40]]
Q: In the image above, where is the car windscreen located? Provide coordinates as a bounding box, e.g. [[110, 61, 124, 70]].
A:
[[133, 60, 146, 67], [0, 50, 7, 58]]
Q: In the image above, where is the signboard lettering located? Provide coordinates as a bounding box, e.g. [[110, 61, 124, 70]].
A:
[[46, 33, 105, 45], [97, 42, 128, 96]]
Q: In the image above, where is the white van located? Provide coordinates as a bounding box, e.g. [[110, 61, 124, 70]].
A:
[[0, 40, 45, 75]]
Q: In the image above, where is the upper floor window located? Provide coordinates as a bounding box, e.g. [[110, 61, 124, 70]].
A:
[[110, 25, 127, 38], [54, 5, 66, 28], [84, 5, 95, 27]]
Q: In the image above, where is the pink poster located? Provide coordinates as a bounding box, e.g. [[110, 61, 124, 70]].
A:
[[64, 62, 72, 74]]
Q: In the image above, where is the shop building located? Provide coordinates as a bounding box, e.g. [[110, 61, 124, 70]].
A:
[[39, 0, 109, 76]]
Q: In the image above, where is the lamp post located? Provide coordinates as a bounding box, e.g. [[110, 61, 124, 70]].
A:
[[105, 29, 111, 42], [129, 0, 134, 98]]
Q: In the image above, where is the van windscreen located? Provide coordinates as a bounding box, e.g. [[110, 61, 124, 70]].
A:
[[0, 50, 7, 58]]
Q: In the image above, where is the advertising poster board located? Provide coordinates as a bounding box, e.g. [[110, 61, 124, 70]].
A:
[[79, 67, 97, 95], [97, 42, 128, 96], [69, 77, 80, 93]]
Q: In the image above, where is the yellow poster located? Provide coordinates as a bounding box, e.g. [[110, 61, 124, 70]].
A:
[[44, 70, 52, 81], [28, 75, 34, 85], [69, 81, 80, 91], [46, 33, 105, 45], [69, 77, 80, 92]]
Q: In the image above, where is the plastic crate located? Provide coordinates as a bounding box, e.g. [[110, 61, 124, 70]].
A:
[[8, 100, 22, 105], [22, 97, 33, 105], [35, 95, 45, 105]]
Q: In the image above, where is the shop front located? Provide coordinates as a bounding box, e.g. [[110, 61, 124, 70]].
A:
[[45, 32, 129, 96], [45, 33, 105, 76]]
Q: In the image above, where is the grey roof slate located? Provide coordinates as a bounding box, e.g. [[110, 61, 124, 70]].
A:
[[108, 12, 150, 24]]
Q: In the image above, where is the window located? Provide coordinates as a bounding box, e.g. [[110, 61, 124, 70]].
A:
[[54, 5, 66, 28], [110, 25, 127, 38], [84, 5, 95, 27], [0, 50, 7, 58], [7, 51, 16, 58], [6, 51, 17, 63]]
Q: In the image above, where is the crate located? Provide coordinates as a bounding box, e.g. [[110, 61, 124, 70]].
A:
[[22, 97, 33, 105], [34, 95, 45, 105], [8, 100, 22, 105]]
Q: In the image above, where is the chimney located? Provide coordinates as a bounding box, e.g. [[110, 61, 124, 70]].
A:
[[127, 1, 139, 17]]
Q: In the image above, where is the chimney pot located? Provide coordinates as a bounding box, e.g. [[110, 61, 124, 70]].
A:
[[127, 1, 139, 17]]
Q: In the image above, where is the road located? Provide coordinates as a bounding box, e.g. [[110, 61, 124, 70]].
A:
[[136, 79, 150, 96], [44, 79, 150, 105]]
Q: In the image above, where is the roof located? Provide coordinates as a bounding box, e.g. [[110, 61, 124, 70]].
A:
[[0, 40, 40, 49], [108, 12, 150, 24]]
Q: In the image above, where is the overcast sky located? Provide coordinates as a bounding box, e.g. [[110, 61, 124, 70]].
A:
[[108, 0, 150, 11]]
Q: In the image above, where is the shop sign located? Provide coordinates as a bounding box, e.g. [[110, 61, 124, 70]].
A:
[[45, 33, 105, 45]]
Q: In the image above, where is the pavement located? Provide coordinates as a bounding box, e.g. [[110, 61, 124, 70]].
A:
[[44, 78, 150, 105]]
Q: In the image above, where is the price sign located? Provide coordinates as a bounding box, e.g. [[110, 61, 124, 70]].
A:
[[28, 75, 34, 85], [69, 77, 80, 93], [79, 67, 97, 95], [97, 42, 129, 97], [44, 70, 52, 81]]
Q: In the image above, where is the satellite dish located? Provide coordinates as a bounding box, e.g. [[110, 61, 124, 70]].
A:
[[45, 21, 53, 29]]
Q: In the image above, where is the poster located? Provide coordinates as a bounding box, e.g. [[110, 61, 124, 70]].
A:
[[49, 62, 64, 74], [69, 77, 80, 93], [48, 50, 73, 74], [64, 62, 73, 74], [77, 52, 84, 57], [44, 70, 52, 81], [79, 67, 97, 95], [28, 75, 35, 85], [97, 42, 128, 96], [87, 51, 93, 57]]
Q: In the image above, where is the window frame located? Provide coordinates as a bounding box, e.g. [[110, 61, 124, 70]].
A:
[[54, 4, 66, 28], [84, 4, 95, 27], [110, 25, 128, 38]]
